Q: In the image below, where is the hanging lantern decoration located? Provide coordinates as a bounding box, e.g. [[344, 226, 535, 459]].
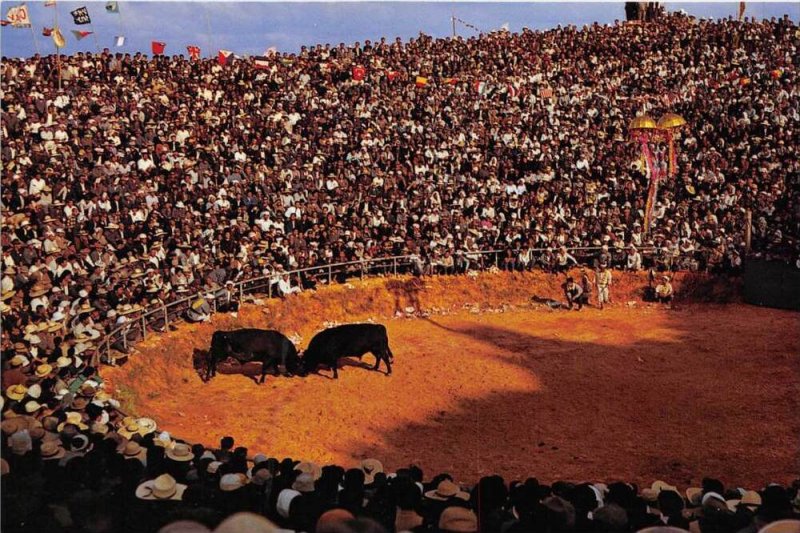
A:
[[657, 113, 687, 177]]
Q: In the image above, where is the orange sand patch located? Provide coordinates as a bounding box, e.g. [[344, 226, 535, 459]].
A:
[[103, 272, 799, 487]]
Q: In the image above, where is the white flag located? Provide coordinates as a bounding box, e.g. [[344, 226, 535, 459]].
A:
[[6, 5, 32, 28], [115, 35, 125, 47]]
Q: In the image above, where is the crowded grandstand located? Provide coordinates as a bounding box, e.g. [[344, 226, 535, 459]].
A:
[[1, 4, 799, 533]]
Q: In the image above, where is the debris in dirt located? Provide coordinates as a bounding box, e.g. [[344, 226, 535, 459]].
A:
[[637, 356, 645, 363], [394, 311, 403, 318], [345, 283, 355, 289], [404, 306, 416, 314], [466, 270, 479, 278], [626, 301, 637, 308], [177, 412, 185, 418]]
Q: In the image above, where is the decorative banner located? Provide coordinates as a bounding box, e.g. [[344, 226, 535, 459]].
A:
[[442, 77, 459, 85], [105, 1, 119, 13], [71, 30, 93, 40], [387, 70, 401, 82], [218, 49, 233, 65], [474, 80, 487, 95], [52, 27, 66, 48], [352, 65, 366, 81], [415, 76, 428, 86], [639, 138, 661, 233], [70, 6, 91, 25], [187, 45, 200, 60], [253, 56, 270, 70], [151, 41, 166, 55], [114, 35, 125, 47], [6, 5, 31, 28]]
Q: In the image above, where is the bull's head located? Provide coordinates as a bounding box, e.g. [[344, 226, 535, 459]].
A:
[[209, 332, 231, 360]]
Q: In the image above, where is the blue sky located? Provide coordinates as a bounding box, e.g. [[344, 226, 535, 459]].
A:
[[1, 2, 798, 59]]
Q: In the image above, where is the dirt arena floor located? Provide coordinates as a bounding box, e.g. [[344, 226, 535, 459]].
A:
[[103, 271, 800, 488]]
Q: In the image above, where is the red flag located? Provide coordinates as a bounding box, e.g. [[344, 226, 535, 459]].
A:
[[443, 77, 459, 85], [187, 45, 200, 61], [71, 30, 93, 40], [352, 65, 366, 81], [218, 49, 233, 65], [151, 41, 166, 55], [387, 70, 401, 82], [42, 27, 53, 36]]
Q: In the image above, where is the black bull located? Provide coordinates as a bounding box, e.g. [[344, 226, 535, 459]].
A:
[[207, 329, 299, 383], [302, 323, 394, 379]]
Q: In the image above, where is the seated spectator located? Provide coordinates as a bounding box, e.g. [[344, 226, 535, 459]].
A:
[[186, 297, 212, 323], [655, 276, 674, 304]]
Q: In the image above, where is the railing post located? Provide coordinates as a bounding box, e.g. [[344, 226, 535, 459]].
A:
[[122, 327, 128, 350], [163, 304, 169, 326], [239, 283, 244, 302], [141, 315, 147, 340], [268, 279, 272, 299], [328, 265, 332, 284], [106, 336, 112, 365], [393, 258, 397, 276]]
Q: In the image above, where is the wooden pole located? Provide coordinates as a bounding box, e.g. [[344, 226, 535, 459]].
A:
[[452, 15, 456, 37], [745, 209, 752, 253], [28, 23, 41, 55], [54, 2, 62, 90]]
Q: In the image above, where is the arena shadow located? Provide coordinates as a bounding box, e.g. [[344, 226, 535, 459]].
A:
[[334, 309, 799, 487]]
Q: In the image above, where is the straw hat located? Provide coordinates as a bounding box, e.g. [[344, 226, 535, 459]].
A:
[[56, 356, 72, 368], [165, 442, 194, 462], [727, 490, 762, 512], [438, 506, 478, 532], [26, 384, 42, 399], [136, 474, 187, 501], [292, 472, 316, 493], [641, 480, 680, 502], [40, 440, 67, 461], [425, 479, 470, 501], [6, 384, 27, 401], [294, 461, 322, 481], [35, 364, 53, 378], [58, 411, 89, 432], [360, 458, 384, 485], [220, 473, 249, 492], [10, 354, 30, 367], [120, 440, 147, 461], [118, 420, 141, 440], [29, 285, 49, 298], [137, 417, 157, 436]]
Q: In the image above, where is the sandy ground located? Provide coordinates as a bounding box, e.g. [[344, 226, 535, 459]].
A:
[[103, 271, 799, 488]]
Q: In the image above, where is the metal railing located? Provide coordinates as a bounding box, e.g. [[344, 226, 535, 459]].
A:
[[97, 244, 708, 364]]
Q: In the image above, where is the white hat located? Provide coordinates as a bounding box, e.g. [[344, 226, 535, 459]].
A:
[[276, 489, 300, 518], [220, 473, 248, 492]]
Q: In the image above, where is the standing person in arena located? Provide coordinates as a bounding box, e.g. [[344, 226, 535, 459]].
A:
[[596, 264, 612, 310], [579, 267, 593, 309]]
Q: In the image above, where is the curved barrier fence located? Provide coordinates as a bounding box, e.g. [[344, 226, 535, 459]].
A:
[[97, 245, 711, 364]]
